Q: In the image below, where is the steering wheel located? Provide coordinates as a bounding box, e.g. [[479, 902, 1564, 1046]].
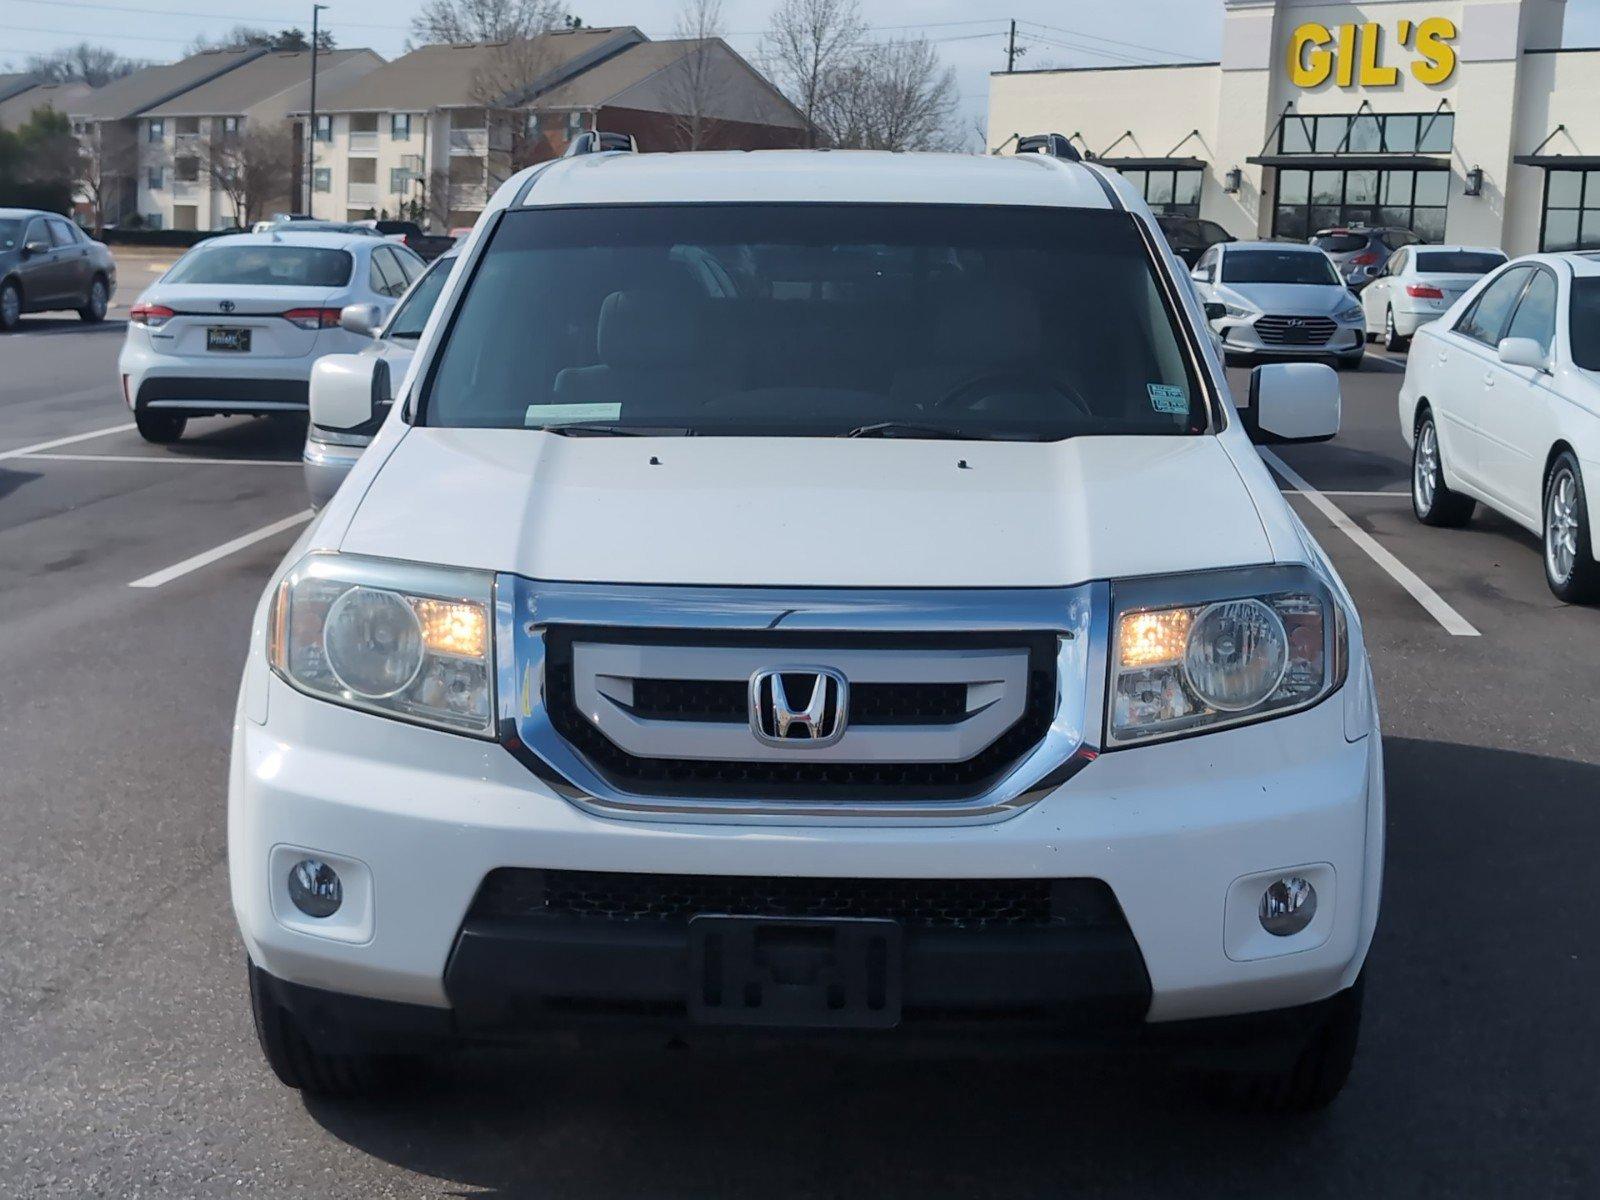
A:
[[931, 368, 1091, 416]]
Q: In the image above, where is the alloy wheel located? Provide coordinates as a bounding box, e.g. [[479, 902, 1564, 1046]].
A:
[[0, 284, 18, 328], [1414, 421, 1439, 513], [1546, 468, 1580, 585], [90, 280, 106, 318]]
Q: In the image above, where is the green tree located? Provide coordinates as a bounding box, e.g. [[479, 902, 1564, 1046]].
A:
[[0, 108, 81, 214]]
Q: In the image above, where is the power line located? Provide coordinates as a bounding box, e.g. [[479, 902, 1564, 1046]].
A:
[[1016, 19, 1207, 63]]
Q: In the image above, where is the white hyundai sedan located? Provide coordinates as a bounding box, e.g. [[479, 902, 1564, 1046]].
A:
[[1191, 241, 1366, 370], [1400, 251, 1600, 602], [118, 230, 424, 443], [1358, 244, 1506, 351]]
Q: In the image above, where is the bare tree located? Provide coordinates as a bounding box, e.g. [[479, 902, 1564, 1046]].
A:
[[410, 0, 569, 44], [202, 123, 298, 227], [761, 0, 864, 147], [818, 38, 959, 153], [661, 0, 728, 151], [76, 124, 139, 232], [185, 26, 334, 53], [26, 42, 144, 86]]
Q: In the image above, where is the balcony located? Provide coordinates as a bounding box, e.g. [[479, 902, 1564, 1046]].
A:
[[349, 130, 379, 154], [347, 181, 379, 205]]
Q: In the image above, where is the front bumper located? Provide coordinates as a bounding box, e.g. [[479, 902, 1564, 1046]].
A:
[[1216, 318, 1365, 360], [302, 434, 367, 509], [230, 667, 1382, 1029]]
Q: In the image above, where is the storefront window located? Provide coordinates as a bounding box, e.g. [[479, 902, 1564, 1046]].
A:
[[1275, 168, 1449, 241], [1112, 167, 1204, 218], [1277, 112, 1454, 156], [1542, 170, 1600, 252]]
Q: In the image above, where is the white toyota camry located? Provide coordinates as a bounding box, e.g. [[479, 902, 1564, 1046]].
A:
[[1399, 251, 1600, 602], [118, 230, 424, 443]]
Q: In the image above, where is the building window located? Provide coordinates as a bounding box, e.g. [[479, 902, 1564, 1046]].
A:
[[1116, 168, 1203, 218], [1273, 167, 1449, 241], [1541, 170, 1600, 252], [314, 114, 332, 142], [313, 167, 331, 193], [391, 112, 411, 140], [147, 166, 163, 190], [222, 116, 240, 134], [1278, 111, 1454, 156], [175, 156, 199, 183], [145, 213, 163, 230], [389, 167, 411, 194], [147, 118, 164, 142]]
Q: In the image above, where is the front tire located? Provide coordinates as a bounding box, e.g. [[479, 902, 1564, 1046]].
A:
[[135, 409, 187, 443], [1384, 307, 1410, 353], [78, 276, 108, 323], [248, 960, 408, 1098], [0, 279, 20, 332], [1543, 452, 1600, 604], [1217, 977, 1364, 1113], [1412, 410, 1474, 527]]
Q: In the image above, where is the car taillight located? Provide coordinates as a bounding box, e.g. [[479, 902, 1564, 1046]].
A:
[[129, 303, 174, 328], [1349, 251, 1380, 266], [282, 307, 343, 330], [1405, 283, 1445, 299]]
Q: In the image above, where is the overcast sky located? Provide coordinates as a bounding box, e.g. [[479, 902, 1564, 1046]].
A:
[[7, 0, 1600, 139]]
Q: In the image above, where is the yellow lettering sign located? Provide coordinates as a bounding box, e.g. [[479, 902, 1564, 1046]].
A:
[[1289, 22, 1332, 87], [1412, 17, 1458, 85], [1287, 17, 1457, 89], [1358, 23, 1400, 87]]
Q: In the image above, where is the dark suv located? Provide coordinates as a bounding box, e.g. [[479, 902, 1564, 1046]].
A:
[[1155, 214, 1235, 267], [1312, 226, 1421, 290], [0, 208, 118, 331]]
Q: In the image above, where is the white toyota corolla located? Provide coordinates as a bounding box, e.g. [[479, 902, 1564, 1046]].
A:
[[232, 139, 1383, 1112], [118, 230, 423, 443]]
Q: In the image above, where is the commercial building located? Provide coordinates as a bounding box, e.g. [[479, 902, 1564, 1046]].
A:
[[988, 0, 1600, 255]]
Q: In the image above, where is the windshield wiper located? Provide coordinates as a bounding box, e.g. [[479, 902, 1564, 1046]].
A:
[[538, 423, 693, 437], [844, 421, 985, 441]]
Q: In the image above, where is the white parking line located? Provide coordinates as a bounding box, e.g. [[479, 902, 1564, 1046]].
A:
[[129, 510, 312, 589], [1261, 449, 1480, 637], [17, 452, 299, 467], [0, 423, 137, 462]]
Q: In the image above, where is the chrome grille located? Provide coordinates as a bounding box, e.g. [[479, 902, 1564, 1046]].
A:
[[1254, 314, 1337, 346]]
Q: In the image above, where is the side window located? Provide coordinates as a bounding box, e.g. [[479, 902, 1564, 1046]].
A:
[[1195, 247, 1217, 281], [24, 218, 49, 248], [1456, 267, 1531, 346], [368, 248, 401, 298], [47, 219, 77, 247], [393, 247, 423, 285], [1503, 270, 1557, 358], [1384, 249, 1405, 277]]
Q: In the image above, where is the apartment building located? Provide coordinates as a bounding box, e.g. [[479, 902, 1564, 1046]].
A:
[[136, 49, 381, 230]]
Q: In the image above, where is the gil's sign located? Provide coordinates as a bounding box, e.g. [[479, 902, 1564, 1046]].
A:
[[1289, 17, 1457, 88]]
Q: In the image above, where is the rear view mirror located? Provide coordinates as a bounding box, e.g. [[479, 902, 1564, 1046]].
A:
[[340, 303, 383, 338], [1497, 336, 1549, 373], [309, 354, 391, 433], [1241, 363, 1340, 444]]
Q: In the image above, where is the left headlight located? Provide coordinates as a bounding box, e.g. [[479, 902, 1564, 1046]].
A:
[[1108, 566, 1347, 747], [269, 553, 496, 737], [1223, 302, 1258, 320], [1334, 297, 1364, 321]]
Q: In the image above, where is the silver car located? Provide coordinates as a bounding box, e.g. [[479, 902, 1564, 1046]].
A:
[[302, 248, 457, 506], [1191, 241, 1366, 371]]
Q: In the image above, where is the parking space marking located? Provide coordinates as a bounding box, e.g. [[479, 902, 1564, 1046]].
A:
[[1261, 448, 1480, 637], [0, 423, 137, 462], [128, 510, 312, 589], [17, 453, 299, 467], [1283, 489, 1409, 498]]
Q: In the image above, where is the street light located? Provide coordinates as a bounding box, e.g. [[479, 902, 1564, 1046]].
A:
[[306, 4, 329, 216]]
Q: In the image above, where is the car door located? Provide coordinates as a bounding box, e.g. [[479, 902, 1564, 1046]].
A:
[[1474, 266, 1559, 523], [1363, 249, 1403, 331], [47, 218, 90, 302], [16, 217, 70, 307], [1431, 265, 1534, 492]]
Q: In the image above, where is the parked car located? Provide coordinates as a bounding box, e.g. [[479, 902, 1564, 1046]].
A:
[[1156, 214, 1235, 268], [353, 219, 455, 262], [1358, 245, 1507, 351], [118, 230, 424, 442], [1191, 240, 1366, 369], [233, 140, 1380, 1113], [1399, 252, 1600, 602], [302, 248, 458, 506], [0, 207, 117, 332], [1312, 226, 1423, 290]]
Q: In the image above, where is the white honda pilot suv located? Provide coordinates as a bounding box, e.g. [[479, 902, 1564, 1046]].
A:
[[231, 137, 1382, 1112]]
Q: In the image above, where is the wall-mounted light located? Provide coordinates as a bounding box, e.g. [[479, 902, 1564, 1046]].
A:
[[1224, 167, 1243, 194], [1464, 166, 1484, 197]]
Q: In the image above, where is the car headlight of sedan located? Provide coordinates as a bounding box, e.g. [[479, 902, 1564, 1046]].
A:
[[1334, 298, 1364, 322], [1108, 566, 1347, 747], [1223, 302, 1258, 320], [269, 553, 496, 737]]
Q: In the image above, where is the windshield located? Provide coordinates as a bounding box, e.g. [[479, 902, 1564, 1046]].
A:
[[1573, 278, 1600, 371], [0, 218, 21, 251], [1223, 249, 1340, 286], [386, 256, 454, 339], [422, 204, 1205, 439], [1415, 250, 1506, 275], [164, 244, 353, 287]]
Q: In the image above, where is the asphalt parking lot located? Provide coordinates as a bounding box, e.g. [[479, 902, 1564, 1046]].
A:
[[2, 308, 1597, 1197]]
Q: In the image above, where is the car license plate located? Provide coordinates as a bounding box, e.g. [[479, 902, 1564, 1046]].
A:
[[687, 915, 902, 1028], [207, 327, 251, 352]]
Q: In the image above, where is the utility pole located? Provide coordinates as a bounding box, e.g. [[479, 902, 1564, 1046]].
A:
[[306, 4, 328, 215], [1007, 19, 1018, 73]]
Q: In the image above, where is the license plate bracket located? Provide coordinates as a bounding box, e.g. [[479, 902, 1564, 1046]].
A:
[[207, 327, 251, 352], [687, 915, 903, 1028]]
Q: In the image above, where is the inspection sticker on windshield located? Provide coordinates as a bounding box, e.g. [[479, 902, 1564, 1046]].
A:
[[525, 403, 623, 426], [1147, 383, 1188, 414]]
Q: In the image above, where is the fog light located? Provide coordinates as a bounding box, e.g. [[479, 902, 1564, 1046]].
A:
[[288, 858, 343, 918], [1258, 876, 1316, 937]]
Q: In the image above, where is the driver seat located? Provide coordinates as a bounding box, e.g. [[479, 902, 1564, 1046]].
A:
[[888, 288, 1045, 413]]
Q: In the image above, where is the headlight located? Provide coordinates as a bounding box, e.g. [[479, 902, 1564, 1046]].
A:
[[269, 553, 495, 737], [1223, 303, 1257, 320], [1334, 299, 1363, 321], [1108, 567, 1347, 747]]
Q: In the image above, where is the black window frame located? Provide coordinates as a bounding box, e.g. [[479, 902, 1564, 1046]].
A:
[[1277, 111, 1455, 156], [1501, 266, 1559, 359], [1539, 169, 1600, 253], [1273, 166, 1449, 242], [1117, 167, 1205, 219]]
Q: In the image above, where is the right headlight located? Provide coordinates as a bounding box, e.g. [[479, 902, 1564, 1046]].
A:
[[1107, 566, 1347, 747], [1223, 302, 1258, 320]]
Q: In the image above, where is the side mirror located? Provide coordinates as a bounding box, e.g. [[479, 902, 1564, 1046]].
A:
[[339, 302, 383, 337], [1497, 336, 1549, 373], [1203, 301, 1227, 323], [1241, 363, 1340, 444], [1190, 267, 1210, 284], [23, 238, 49, 256], [309, 353, 391, 433]]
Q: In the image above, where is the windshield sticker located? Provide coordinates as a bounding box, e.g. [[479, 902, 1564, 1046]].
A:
[[525, 403, 623, 426], [1147, 383, 1188, 414]]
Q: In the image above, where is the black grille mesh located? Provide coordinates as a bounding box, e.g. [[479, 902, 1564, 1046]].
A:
[[471, 869, 1126, 931], [629, 678, 968, 725]]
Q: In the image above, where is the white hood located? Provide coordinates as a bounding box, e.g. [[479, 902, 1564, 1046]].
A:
[[338, 429, 1274, 588]]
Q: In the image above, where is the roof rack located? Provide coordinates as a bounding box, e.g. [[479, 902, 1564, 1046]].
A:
[[564, 130, 638, 157], [1015, 133, 1082, 162]]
